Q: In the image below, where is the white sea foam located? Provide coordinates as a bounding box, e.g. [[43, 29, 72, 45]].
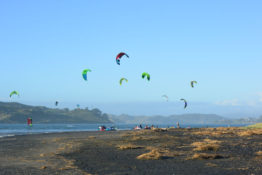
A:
[[0, 134, 15, 138]]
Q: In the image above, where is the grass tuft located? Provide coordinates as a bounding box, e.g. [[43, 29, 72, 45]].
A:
[[117, 144, 144, 150], [255, 151, 262, 156], [191, 153, 224, 160], [40, 166, 47, 170], [191, 139, 221, 151], [238, 129, 262, 136], [137, 149, 163, 160]]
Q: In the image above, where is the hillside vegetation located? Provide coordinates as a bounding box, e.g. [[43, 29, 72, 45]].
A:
[[0, 102, 111, 124]]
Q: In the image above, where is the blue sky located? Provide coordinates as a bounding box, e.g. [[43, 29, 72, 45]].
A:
[[0, 0, 262, 117]]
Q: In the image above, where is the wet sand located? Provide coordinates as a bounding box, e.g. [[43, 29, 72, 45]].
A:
[[0, 128, 262, 175]]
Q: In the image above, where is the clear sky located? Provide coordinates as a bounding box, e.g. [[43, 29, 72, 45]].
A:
[[0, 0, 262, 117]]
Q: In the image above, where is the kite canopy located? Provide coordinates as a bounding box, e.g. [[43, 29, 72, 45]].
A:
[[116, 52, 129, 65], [120, 78, 128, 85], [180, 98, 187, 109], [82, 69, 92, 81], [162, 95, 168, 101], [142, 72, 150, 81], [191, 81, 197, 88], [10, 91, 19, 98]]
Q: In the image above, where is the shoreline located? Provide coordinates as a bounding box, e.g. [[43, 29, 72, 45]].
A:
[[0, 128, 261, 174], [0, 123, 249, 138]]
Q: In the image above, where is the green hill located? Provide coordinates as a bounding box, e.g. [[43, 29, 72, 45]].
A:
[[0, 102, 111, 124], [246, 123, 262, 129]]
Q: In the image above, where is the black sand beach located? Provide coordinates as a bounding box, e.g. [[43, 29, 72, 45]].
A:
[[0, 128, 262, 175]]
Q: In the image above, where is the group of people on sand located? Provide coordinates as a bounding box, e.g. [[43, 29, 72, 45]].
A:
[[100, 122, 182, 131], [134, 122, 181, 130], [134, 124, 158, 130], [99, 126, 117, 131]]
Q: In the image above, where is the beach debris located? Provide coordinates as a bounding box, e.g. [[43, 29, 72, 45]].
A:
[[116, 52, 129, 65]]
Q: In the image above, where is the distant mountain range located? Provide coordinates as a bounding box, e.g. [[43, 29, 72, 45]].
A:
[[0, 102, 111, 124], [108, 113, 262, 125]]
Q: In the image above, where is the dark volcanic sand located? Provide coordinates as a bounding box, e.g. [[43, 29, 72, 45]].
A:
[[0, 128, 262, 175]]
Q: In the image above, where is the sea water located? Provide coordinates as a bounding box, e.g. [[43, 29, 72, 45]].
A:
[[0, 123, 248, 138]]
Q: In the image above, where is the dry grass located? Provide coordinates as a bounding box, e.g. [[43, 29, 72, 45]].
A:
[[52, 138, 66, 142], [203, 139, 222, 144], [191, 139, 221, 151], [205, 163, 218, 167], [57, 156, 78, 170], [255, 151, 262, 156], [145, 146, 157, 151], [130, 135, 160, 141], [36, 160, 45, 163], [138, 147, 179, 160], [120, 130, 152, 139], [192, 128, 239, 137], [117, 144, 144, 150], [129, 134, 177, 143], [151, 128, 168, 132], [191, 153, 224, 160], [193, 144, 220, 151], [238, 129, 262, 137], [88, 136, 96, 139], [137, 149, 163, 160], [192, 130, 218, 137], [215, 127, 239, 131], [55, 141, 82, 155], [167, 128, 176, 131], [40, 166, 47, 170]]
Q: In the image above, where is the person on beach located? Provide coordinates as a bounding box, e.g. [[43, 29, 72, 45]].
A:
[[99, 126, 106, 131], [177, 122, 180, 128], [27, 117, 32, 126], [144, 125, 150, 129], [134, 125, 141, 130]]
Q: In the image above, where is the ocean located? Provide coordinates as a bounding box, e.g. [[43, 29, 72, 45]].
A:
[[0, 123, 248, 138]]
